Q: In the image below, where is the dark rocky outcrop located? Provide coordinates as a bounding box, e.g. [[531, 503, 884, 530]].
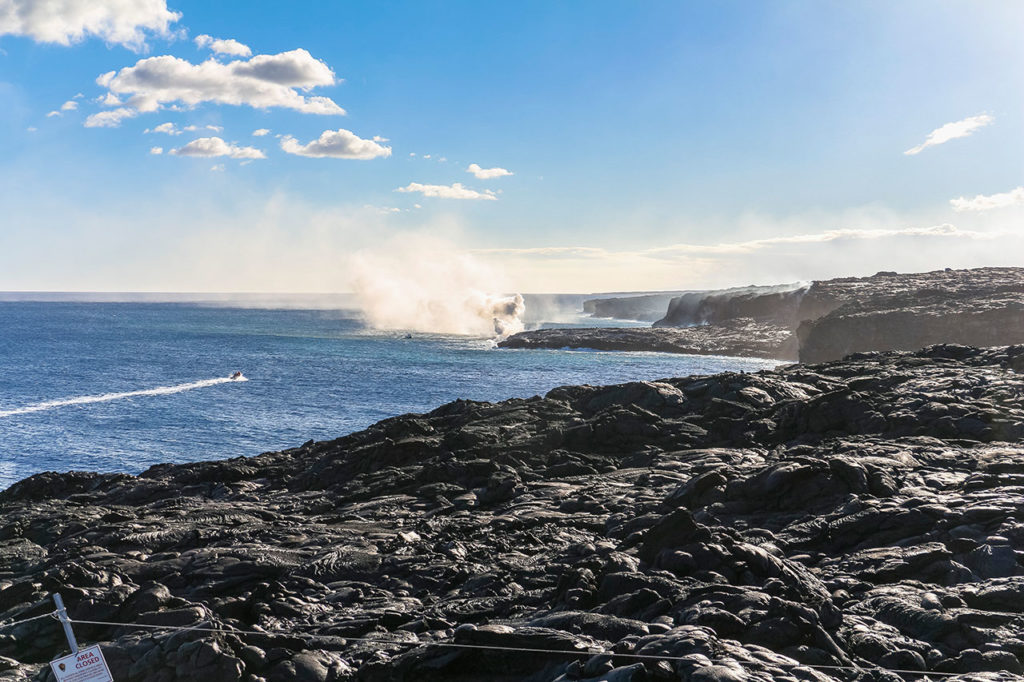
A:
[[2, 345, 1024, 680], [583, 294, 686, 322], [654, 284, 807, 328], [797, 268, 1024, 363], [497, 320, 798, 359], [509, 268, 1024, 363]]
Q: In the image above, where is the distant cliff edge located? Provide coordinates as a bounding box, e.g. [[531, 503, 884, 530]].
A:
[[506, 267, 1024, 362]]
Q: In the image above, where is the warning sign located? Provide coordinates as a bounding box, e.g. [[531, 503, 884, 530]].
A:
[[50, 645, 114, 682]]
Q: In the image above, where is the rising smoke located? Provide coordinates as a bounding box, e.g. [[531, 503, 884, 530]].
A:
[[348, 233, 526, 339]]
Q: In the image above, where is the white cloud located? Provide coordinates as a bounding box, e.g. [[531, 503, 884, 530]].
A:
[[951, 186, 1024, 212], [467, 163, 512, 179], [252, 128, 270, 136], [904, 114, 994, 155], [363, 204, 402, 214], [97, 92, 122, 106], [46, 110, 60, 117], [184, 124, 221, 132], [194, 34, 251, 58], [280, 128, 391, 159], [210, 164, 224, 171], [84, 107, 138, 128], [91, 48, 344, 127], [395, 182, 497, 200], [169, 137, 265, 159], [149, 146, 163, 154], [0, 0, 180, 50], [60, 100, 77, 111], [145, 121, 179, 134]]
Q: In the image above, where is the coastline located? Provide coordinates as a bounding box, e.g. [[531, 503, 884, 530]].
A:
[[504, 266, 1024, 364], [498, 320, 797, 360], [2, 345, 1024, 679]]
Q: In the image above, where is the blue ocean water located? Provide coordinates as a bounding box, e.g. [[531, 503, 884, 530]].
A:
[[0, 302, 780, 489]]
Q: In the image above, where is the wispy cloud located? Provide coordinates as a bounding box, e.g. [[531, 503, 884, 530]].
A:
[[951, 186, 1024, 212], [46, 100, 79, 118], [169, 137, 265, 159], [363, 205, 403, 215], [89, 49, 344, 127], [395, 182, 497, 200], [194, 35, 252, 58], [143, 122, 222, 135], [145, 122, 180, 135], [904, 114, 994, 155], [474, 224, 998, 260], [252, 128, 270, 137], [644, 224, 997, 258], [0, 0, 180, 51], [280, 129, 391, 159], [465, 222, 1018, 291], [149, 146, 163, 155], [84, 107, 138, 128], [467, 163, 512, 179], [472, 246, 609, 259]]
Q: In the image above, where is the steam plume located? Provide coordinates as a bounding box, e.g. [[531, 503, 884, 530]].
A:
[[349, 234, 525, 339]]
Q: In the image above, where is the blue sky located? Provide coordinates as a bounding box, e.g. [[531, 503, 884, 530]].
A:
[[0, 0, 1021, 293]]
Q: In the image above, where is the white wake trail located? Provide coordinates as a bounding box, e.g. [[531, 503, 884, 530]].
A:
[[0, 376, 247, 418]]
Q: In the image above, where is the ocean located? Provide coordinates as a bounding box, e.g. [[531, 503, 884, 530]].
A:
[[0, 301, 780, 489]]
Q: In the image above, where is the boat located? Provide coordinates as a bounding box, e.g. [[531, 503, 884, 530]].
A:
[[230, 371, 244, 380]]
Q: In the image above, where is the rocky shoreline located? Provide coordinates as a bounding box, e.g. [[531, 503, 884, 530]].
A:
[[505, 268, 1024, 363], [497, 320, 798, 360], [2, 345, 1024, 680]]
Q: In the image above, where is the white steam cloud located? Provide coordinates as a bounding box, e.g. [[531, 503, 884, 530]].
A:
[[349, 234, 525, 339]]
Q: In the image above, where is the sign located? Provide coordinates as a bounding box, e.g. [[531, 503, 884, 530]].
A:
[[50, 645, 114, 682]]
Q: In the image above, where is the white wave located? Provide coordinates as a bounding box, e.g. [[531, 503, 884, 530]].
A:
[[0, 375, 247, 418]]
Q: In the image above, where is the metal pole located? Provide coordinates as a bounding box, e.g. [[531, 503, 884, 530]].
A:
[[52, 593, 79, 655]]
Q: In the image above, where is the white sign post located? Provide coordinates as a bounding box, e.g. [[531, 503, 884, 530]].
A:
[[49, 644, 114, 682], [48, 594, 115, 682]]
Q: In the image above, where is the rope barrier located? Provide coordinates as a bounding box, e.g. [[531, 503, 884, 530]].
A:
[[0, 611, 59, 630], [66, 616, 967, 678]]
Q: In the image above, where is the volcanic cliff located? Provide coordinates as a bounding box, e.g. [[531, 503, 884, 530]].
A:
[[504, 267, 1024, 362]]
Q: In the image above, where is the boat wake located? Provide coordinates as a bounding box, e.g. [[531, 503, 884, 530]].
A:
[[0, 375, 247, 418]]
